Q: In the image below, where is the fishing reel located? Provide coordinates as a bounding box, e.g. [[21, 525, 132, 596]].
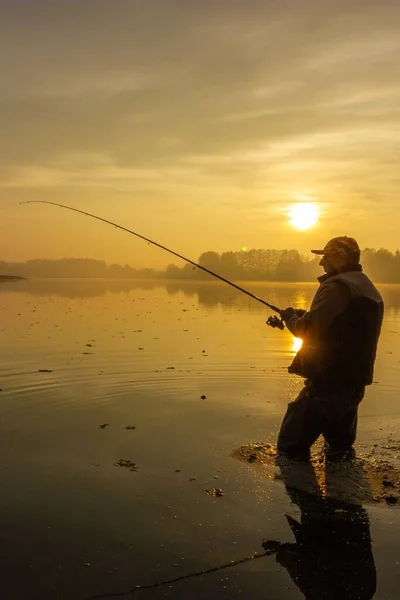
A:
[[266, 315, 285, 330]]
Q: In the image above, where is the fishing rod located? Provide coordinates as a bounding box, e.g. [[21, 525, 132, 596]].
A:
[[21, 201, 283, 323]]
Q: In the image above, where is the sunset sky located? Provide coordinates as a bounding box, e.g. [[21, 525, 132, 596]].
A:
[[1, 0, 400, 268]]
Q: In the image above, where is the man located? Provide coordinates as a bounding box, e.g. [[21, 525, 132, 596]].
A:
[[277, 236, 384, 461]]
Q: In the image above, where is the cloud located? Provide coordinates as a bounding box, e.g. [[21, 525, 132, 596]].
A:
[[1, 0, 400, 215]]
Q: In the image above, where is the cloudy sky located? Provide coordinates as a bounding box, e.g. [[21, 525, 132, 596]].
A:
[[1, 0, 400, 267]]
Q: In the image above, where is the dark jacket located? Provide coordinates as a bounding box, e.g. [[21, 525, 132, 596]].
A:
[[284, 267, 384, 387]]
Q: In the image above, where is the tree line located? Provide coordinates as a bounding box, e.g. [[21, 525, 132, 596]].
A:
[[1, 247, 400, 282]]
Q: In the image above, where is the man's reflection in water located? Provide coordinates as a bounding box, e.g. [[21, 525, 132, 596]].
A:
[[263, 459, 377, 600]]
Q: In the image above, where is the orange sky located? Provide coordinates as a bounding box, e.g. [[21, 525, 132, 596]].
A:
[[1, 0, 400, 268]]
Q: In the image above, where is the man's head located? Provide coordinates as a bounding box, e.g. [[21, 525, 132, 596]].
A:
[[311, 236, 361, 275]]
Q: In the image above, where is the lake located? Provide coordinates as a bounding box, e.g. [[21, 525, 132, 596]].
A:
[[1, 278, 399, 600]]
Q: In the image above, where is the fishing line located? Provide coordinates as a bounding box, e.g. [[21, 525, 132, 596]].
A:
[[21, 200, 282, 315]]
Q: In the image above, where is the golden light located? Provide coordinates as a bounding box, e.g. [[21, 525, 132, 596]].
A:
[[288, 202, 319, 231], [292, 337, 303, 353]]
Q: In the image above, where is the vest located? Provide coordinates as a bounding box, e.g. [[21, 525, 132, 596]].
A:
[[288, 271, 384, 387]]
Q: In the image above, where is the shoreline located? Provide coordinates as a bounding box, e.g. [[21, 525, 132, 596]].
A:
[[0, 275, 25, 281]]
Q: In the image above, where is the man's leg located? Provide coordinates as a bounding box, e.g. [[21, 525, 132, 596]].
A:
[[322, 386, 365, 460], [323, 407, 359, 459], [277, 382, 325, 460]]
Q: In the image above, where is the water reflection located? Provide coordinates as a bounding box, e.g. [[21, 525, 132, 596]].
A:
[[0, 278, 314, 308], [2, 278, 400, 315], [0, 278, 151, 298], [263, 459, 376, 600]]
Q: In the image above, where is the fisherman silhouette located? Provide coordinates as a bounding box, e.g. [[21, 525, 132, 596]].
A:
[[262, 458, 377, 600]]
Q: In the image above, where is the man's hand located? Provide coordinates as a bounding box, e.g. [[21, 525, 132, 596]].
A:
[[280, 307, 297, 322], [280, 307, 307, 321]]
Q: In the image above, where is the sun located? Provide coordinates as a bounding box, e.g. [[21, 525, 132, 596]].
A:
[[288, 202, 319, 231]]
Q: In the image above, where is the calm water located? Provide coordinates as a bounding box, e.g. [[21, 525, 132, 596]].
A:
[[1, 278, 399, 600]]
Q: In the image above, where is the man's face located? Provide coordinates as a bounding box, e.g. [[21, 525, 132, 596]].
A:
[[319, 252, 346, 274]]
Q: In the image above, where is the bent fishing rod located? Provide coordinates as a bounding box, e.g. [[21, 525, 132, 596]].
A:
[[21, 201, 284, 325]]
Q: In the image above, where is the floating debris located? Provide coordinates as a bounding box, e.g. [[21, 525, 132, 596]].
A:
[[115, 459, 137, 472], [205, 488, 224, 497], [384, 495, 398, 505], [200, 395, 206, 400], [38, 369, 53, 373], [98, 423, 109, 429], [125, 425, 136, 430]]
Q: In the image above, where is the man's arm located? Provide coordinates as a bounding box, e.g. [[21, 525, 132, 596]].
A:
[[281, 281, 350, 339]]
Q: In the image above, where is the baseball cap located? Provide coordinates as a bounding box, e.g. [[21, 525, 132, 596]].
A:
[[311, 236, 360, 257]]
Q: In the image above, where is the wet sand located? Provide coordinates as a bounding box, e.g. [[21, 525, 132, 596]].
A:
[[234, 437, 400, 506]]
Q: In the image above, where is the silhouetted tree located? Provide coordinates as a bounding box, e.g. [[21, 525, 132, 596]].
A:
[[2, 248, 400, 282], [276, 250, 303, 281]]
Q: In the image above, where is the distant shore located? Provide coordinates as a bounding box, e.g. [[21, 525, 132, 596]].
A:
[[0, 275, 25, 281]]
